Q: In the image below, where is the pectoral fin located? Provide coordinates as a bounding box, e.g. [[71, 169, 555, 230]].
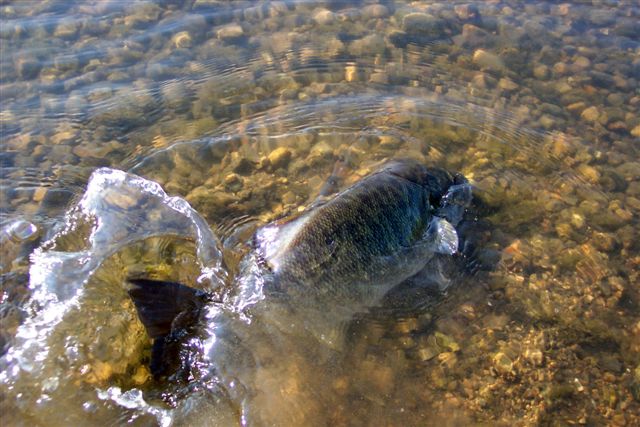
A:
[[432, 217, 458, 255], [437, 182, 473, 226]]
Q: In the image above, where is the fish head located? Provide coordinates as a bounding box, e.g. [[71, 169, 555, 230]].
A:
[[381, 158, 465, 205]]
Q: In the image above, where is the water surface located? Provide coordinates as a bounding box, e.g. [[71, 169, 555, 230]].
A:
[[1, 1, 639, 426]]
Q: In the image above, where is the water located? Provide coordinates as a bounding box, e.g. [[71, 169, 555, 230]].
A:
[[1, 0, 639, 425]]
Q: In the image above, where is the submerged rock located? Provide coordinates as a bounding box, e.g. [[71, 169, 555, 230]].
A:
[[473, 49, 505, 73], [217, 24, 244, 41], [402, 13, 447, 38]]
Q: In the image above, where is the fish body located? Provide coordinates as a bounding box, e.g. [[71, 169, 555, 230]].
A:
[[245, 159, 467, 317], [128, 158, 471, 377]]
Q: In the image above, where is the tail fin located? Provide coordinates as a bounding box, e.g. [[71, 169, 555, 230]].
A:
[[127, 278, 211, 378]]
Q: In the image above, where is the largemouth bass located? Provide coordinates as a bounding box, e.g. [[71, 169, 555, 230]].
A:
[[127, 158, 472, 421]]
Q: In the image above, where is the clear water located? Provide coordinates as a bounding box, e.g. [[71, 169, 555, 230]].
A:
[[1, 1, 639, 426]]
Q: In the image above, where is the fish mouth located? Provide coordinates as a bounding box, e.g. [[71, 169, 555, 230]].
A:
[[379, 158, 470, 209]]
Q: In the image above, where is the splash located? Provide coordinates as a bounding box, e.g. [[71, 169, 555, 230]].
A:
[[0, 168, 225, 421]]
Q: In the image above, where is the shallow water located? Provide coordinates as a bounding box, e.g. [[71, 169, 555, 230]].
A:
[[1, 1, 639, 425]]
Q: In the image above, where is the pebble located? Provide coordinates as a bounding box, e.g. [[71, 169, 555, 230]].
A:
[[309, 141, 333, 162], [493, 352, 514, 376], [217, 24, 244, 40], [362, 5, 389, 20], [472, 49, 505, 73], [172, 31, 193, 49], [4, 219, 38, 243], [631, 125, 640, 138], [538, 115, 556, 130], [533, 64, 550, 80], [53, 20, 79, 39], [455, 4, 481, 22], [268, 147, 292, 170], [223, 173, 243, 193], [471, 72, 496, 89], [312, 9, 335, 26], [124, 2, 162, 28], [402, 12, 446, 38], [572, 56, 591, 71], [16, 56, 41, 80], [524, 348, 544, 367], [161, 80, 191, 112], [577, 164, 600, 184], [454, 24, 492, 49], [32, 187, 48, 202], [281, 191, 297, 205], [580, 106, 600, 123], [498, 77, 518, 91], [51, 131, 77, 145], [349, 34, 385, 57], [344, 65, 358, 82], [379, 135, 401, 149]]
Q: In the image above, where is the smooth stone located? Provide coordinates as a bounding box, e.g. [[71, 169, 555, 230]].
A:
[[267, 147, 292, 170], [402, 12, 446, 37], [309, 141, 333, 160], [552, 61, 569, 76], [223, 173, 243, 193], [4, 220, 39, 243], [617, 162, 640, 180], [362, 4, 389, 20], [473, 49, 505, 72], [453, 24, 492, 48], [312, 9, 336, 26], [533, 64, 550, 80], [577, 164, 600, 184], [471, 72, 496, 89], [40, 189, 74, 210], [349, 34, 385, 57], [53, 20, 79, 39], [498, 77, 518, 91], [572, 56, 591, 71], [15, 56, 41, 80], [124, 2, 162, 28], [493, 352, 514, 376], [281, 191, 297, 205], [580, 106, 600, 123], [217, 24, 244, 40], [614, 21, 640, 39], [172, 31, 193, 49], [538, 115, 556, 130], [454, 4, 481, 21], [607, 93, 625, 107], [51, 131, 77, 145], [589, 9, 616, 27], [161, 80, 191, 112]]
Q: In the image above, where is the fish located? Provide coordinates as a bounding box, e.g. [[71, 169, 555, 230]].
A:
[[127, 158, 473, 400]]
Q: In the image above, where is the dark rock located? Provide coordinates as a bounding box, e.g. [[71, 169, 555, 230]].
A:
[[387, 30, 409, 48], [40, 188, 74, 210], [402, 13, 448, 38], [16, 56, 41, 80], [589, 9, 617, 27], [590, 71, 614, 88], [614, 20, 640, 40], [232, 157, 256, 175], [0, 150, 17, 168]]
